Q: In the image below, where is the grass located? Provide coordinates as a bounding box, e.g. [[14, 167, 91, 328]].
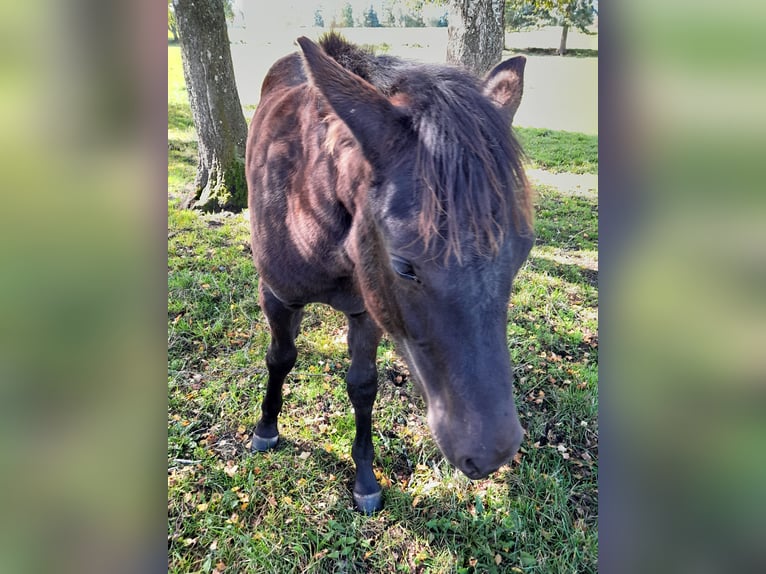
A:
[[515, 127, 598, 175], [168, 44, 597, 573]]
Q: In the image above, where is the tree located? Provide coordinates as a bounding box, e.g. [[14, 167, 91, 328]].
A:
[[446, 0, 505, 75], [341, 2, 354, 27], [504, 0, 537, 30], [314, 8, 325, 27], [364, 6, 381, 27], [381, 0, 396, 26], [505, 0, 594, 55], [173, 0, 248, 211]]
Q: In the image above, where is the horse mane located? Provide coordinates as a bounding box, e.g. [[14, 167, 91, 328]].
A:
[[318, 32, 533, 263]]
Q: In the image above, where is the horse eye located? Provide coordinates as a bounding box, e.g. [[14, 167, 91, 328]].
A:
[[391, 255, 419, 282]]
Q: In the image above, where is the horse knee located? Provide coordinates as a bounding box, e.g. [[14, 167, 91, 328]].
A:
[[266, 343, 297, 377], [346, 365, 377, 406]]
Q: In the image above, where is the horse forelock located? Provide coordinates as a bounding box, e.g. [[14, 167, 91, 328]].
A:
[[317, 34, 533, 263], [396, 68, 533, 263]]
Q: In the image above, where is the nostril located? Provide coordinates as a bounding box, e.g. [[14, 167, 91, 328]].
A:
[[462, 457, 480, 477]]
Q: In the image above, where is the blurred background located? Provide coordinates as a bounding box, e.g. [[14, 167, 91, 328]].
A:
[[0, 0, 764, 572]]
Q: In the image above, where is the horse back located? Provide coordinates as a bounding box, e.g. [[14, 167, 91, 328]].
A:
[[246, 52, 369, 309]]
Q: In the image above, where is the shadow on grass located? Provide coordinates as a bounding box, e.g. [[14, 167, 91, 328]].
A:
[[533, 188, 598, 251], [527, 255, 598, 288], [508, 47, 598, 58], [240, 435, 595, 571]]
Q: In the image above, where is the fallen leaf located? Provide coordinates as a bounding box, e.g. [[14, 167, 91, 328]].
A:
[[495, 554, 502, 565], [299, 451, 311, 460]]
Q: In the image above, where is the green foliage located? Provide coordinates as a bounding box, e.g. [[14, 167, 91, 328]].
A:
[[314, 8, 324, 27], [401, 12, 425, 27], [505, 0, 595, 32], [222, 0, 235, 23], [341, 2, 354, 27], [381, 0, 396, 26], [168, 1, 178, 42], [505, 0, 538, 30]]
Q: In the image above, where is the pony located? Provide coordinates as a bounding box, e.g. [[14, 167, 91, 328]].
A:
[[246, 33, 533, 513]]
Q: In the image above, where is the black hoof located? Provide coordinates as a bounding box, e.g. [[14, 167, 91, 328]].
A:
[[353, 490, 383, 515], [250, 433, 279, 452]]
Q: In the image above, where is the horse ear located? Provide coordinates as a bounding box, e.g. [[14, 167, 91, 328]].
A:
[[483, 55, 526, 124], [297, 36, 405, 168]]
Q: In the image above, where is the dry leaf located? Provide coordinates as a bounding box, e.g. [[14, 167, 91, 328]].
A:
[[495, 554, 502, 565]]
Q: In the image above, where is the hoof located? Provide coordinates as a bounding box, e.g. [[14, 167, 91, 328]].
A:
[[353, 490, 383, 515], [250, 433, 278, 452]]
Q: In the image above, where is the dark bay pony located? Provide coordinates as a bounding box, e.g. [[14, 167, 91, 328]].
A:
[[246, 33, 534, 513]]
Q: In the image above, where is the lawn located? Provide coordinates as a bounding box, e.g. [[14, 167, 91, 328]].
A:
[[168, 44, 598, 573]]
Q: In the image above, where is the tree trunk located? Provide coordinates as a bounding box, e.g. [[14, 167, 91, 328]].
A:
[[173, 0, 248, 211], [558, 23, 569, 56], [446, 0, 505, 75]]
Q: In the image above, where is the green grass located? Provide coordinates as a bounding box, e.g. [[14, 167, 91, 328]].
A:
[[515, 127, 598, 175], [168, 45, 597, 573]]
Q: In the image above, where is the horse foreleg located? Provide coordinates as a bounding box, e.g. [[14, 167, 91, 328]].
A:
[[251, 282, 303, 452], [345, 311, 383, 514]]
